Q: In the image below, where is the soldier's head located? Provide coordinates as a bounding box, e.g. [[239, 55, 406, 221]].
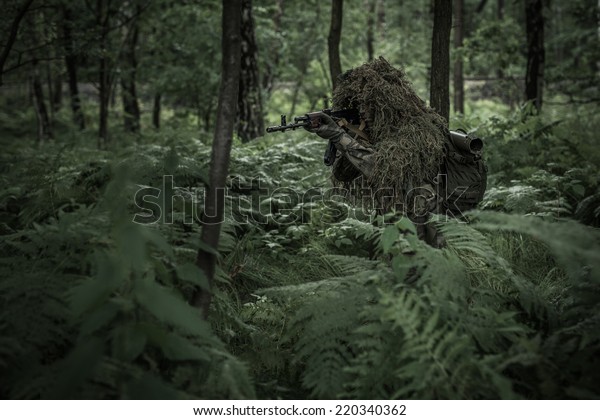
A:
[[332, 57, 446, 145]]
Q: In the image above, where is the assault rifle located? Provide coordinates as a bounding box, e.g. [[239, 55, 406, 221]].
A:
[[266, 108, 360, 133], [266, 108, 360, 166]]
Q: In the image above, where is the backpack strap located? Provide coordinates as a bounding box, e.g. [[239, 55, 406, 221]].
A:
[[448, 150, 480, 164]]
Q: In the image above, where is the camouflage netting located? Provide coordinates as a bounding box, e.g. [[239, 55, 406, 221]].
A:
[[331, 57, 447, 210]]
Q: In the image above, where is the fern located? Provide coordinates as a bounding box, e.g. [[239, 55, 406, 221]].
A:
[[258, 268, 380, 399]]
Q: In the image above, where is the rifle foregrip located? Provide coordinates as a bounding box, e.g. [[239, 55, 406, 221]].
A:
[[266, 122, 309, 133]]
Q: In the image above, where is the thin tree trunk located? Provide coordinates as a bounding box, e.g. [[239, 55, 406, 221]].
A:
[[430, 0, 452, 122], [98, 0, 110, 148], [525, 0, 545, 111], [377, 0, 385, 39], [193, 0, 242, 318], [289, 66, 307, 117], [261, 0, 283, 94], [597, 0, 600, 75], [52, 74, 62, 112], [328, 0, 343, 91], [366, 0, 375, 61], [453, 0, 465, 114], [120, 8, 141, 134], [476, 0, 488, 13], [63, 6, 85, 130], [496, 0, 509, 106], [0, 0, 34, 86], [237, 0, 264, 143], [31, 60, 53, 144], [45, 61, 54, 122], [152, 93, 161, 129], [203, 99, 214, 132]]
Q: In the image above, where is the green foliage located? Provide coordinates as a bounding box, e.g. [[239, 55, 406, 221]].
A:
[[462, 17, 524, 79], [0, 140, 254, 399], [2, 105, 600, 398], [1, 0, 599, 400]]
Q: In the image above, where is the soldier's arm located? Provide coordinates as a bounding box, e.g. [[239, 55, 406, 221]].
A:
[[332, 133, 375, 179], [304, 112, 376, 179]]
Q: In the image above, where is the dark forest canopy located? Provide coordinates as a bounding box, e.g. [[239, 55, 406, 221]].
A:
[[0, 0, 599, 401], [0, 0, 598, 141]]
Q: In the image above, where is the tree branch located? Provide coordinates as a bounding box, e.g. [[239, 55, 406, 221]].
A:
[[2, 55, 61, 76], [0, 0, 35, 86]]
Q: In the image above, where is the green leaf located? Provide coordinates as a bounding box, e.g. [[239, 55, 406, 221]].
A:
[[79, 301, 120, 336], [396, 217, 417, 235], [70, 252, 123, 316], [143, 324, 211, 362], [125, 372, 182, 400], [176, 263, 209, 290], [46, 337, 105, 399], [381, 225, 399, 253], [340, 238, 353, 246], [144, 228, 174, 258], [112, 324, 147, 362], [570, 183, 585, 198], [133, 277, 212, 338], [392, 255, 411, 281]]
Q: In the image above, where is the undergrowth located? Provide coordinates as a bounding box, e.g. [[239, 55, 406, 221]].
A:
[[0, 106, 599, 399]]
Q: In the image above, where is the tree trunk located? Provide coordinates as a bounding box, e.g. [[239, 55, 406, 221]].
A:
[[476, 0, 488, 13], [98, 0, 110, 148], [377, 0, 385, 39], [430, 0, 452, 122], [52, 75, 62, 112], [525, 0, 545, 111], [152, 93, 161, 129], [203, 99, 214, 132], [261, 0, 283, 94], [328, 0, 343, 91], [237, 0, 264, 143], [63, 6, 85, 130], [453, 0, 465, 114], [120, 9, 141, 134], [31, 60, 53, 144], [496, 0, 509, 105], [0, 0, 34, 86], [193, 0, 242, 318], [597, 0, 600, 76], [366, 0, 375, 61], [46, 62, 54, 122]]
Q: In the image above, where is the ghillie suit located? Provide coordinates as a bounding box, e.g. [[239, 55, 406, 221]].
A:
[[331, 57, 447, 214]]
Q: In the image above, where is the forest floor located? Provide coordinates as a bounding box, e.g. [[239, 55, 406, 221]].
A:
[[0, 103, 599, 399]]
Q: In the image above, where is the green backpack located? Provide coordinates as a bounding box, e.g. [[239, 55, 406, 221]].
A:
[[441, 129, 487, 216]]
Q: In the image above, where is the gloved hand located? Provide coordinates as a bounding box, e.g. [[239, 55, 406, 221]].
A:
[[304, 112, 345, 142]]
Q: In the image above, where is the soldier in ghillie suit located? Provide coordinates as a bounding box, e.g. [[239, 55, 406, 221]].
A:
[[306, 57, 486, 247]]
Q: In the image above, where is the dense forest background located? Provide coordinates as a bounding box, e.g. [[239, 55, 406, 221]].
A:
[[0, 0, 599, 399]]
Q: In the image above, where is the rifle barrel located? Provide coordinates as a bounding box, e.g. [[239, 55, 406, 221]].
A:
[[265, 122, 309, 133]]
